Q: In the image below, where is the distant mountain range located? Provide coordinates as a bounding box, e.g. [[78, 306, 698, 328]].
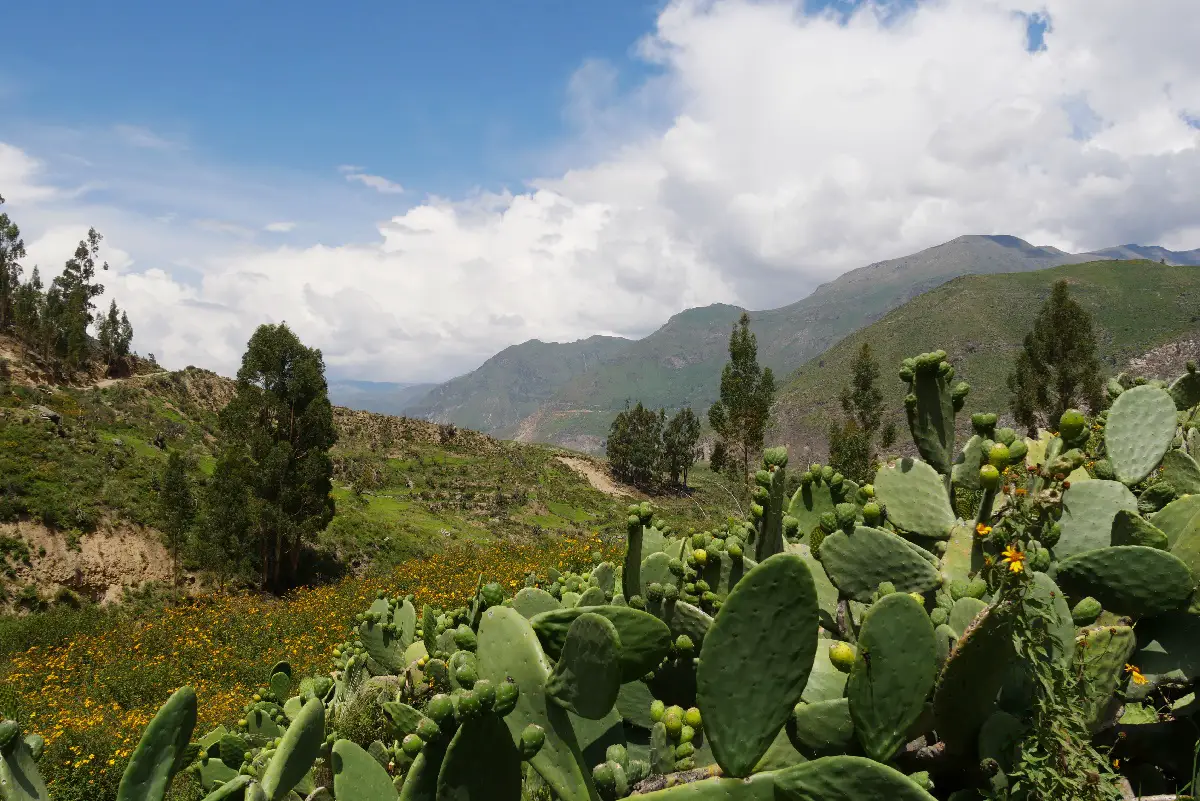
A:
[[326, 380, 438, 417], [348, 234, 1200, 453]]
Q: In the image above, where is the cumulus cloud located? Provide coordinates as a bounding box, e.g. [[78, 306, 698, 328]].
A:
[[263, 221, 296, 233], [3, 0, 1200, 384]]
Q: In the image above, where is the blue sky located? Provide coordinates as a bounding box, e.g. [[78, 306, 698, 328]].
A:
[[1, 1, 886, 200], [2, 1, 1198, 383]]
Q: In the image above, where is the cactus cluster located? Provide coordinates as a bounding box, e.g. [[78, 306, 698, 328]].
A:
[[5, 353, 1200, 800]]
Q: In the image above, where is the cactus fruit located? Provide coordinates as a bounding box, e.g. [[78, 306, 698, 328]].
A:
[[697, 554, 820, 777], [1071, 597, 1103, 626], [828, 642, 856, 673]]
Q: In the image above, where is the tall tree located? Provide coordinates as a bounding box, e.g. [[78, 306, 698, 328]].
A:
[[708, 313, 776, 486], [1007, 279, 1104, 437], [197, 445, 254, 590], [663, 407, 702, 487], [0, 195, 26, 330], [52, 228, 108, 369], [220, 323, 337, 593], [158, 450, 195, 586], [827, 343, 895, 482], [606, 401, 666, 490]]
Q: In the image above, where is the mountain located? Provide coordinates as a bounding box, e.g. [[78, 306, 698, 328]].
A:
[[327, 379, 437, 416], [403, 335, 632, 437], [410, 235, 1200, 452], [771, 259, 1200, 461]]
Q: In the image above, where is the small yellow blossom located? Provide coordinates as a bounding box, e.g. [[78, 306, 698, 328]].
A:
[[975, 523, 992, 537], [1001, 544, 1026, 573], [1124, 664, 1148, 685]]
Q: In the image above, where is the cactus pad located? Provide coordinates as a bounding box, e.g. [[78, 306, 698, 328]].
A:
[[819, 526, 942, 602], [1027, 571, 1076, 665], [874, 458, 955, 540], [788, 698, 857, 759], [1106, 385, 1179, 485], [1162, 449, 1200, 496], [1110, 510, 1169, 549], [847, 593, 936, 762], [1076, 625, 1136, 730], [1055, 480, 1138, 560], [1152, 495, 1200, 547], [773, 755, 939, 801], [1129, 612, 1200, 692], [511, 587, 560, 619], [934, 606, 1015, 753], [436, 714, 522, 801], [531, 606, 671, 683], [947, 597, 987, 637], [546, 613, 622, 720], [116, 686, 197, 801], [1170, 370, 1200, 410], [0, 733, 49, 801], [1054, 546, 1195, 617], [477, 606, 597, 801], [260, 698, 324, 801], [332, 739, 400, 800], [628, 772, 778, 800], [697, 554, 819, 777]]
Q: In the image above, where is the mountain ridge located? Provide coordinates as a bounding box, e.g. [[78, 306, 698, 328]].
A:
[[382, 234, 1200, 452]]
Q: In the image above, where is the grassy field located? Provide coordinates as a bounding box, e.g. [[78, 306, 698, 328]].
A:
[[772, 259, 1200, 458]]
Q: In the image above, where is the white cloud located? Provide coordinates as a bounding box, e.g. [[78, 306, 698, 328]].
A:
[[263, 221, 296, 233], [113, 124, 179, 151], [3, 0, 1200, 384], [339, 165, 405, 194]]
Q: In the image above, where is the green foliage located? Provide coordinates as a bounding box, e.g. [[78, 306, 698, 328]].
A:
[[218, 323, 338, 592], [157, 450, 195, 586], [606, 402, 666, 491], [708, 313, 775, 486], [1007, 279, 1105, 436], [828, 344, 889, 483]]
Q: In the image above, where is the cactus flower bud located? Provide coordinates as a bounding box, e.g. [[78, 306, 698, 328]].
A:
[[650, 699, 666, 722], [862, 501, 882, 526], [980, 464, 1001, 490], [521, 724, 546, 760], [663, 706, 684, 738], [401, 733, 424, 757], [988, 443, 1010, 469]]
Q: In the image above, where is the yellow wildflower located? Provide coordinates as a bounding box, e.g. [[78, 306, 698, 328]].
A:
[[1124, 664, 1148, 685], [975, 523, 992, 537], [1001, 544, 1026, 573]]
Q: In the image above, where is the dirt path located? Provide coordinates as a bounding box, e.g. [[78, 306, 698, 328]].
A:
[[555, 456, 633, 497], [94, 370, 169, 389]]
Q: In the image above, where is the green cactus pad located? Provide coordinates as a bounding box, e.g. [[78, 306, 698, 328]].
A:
[[697, 554, 819, 778], [436, 715, 522, 801], [546, 613, 622, 720], [382, 702, 425, 738], [785, 542, 837, 629], [398, 739, 448, 801], [1170, 515, 1200, 581], [641, 551, 678, 594], [0, 733, 49, 801], [698, 550, 755, 597], [773, 755, 938, 801], [803, 641, 849, 704], [952, 435, 984, 491], [947, 597, 987, 637], [614, 680, 656, 730], [331, 739, 399, 801], [787, 478, 845, 547], [1027, 572, 1076, 665], [977, 711, 1025, 773], [1152, 495, 1200, 547], [1129, 613, 1200, 695], [197, 774, 251, 801], [818, 526, 942, 602], [1170, 370, 1200, 410], [1110, 510, 1170, 549], [874, 458, 955, 540], [1055, 480, 1138, 560], [934, 606, 1015, 753], [531, 606, 671, 684], [512, 588, 561, 620], [577, 586, 608, 607], [628, 772, 778, 801], [360, 597, 417, 673], [591, 562, 616, 595], [788, 698, 857, 759], [1106, 385, 1179, 485], [195, 757, 238, 791], [1162, 449, 1200, 496], [1054, 546, 1195, 617], [847, 593, 936, 762], [477, 606, 598, 801], [116, 685, 197, 801], [940, 523, 983, 587], [260, 698, 324, 801], [1077, 625, 1136, 730], [655, 600, 714, 649]]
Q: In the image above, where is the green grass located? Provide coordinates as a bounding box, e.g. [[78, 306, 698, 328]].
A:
[[773, 260, 1200, 454]]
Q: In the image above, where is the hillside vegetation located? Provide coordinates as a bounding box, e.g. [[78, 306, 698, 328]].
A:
[[406, 235, 1200, 452], [772, 259, 1200, 459]]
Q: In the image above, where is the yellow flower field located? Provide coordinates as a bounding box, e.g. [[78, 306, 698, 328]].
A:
[[0, 534, 619, 800]]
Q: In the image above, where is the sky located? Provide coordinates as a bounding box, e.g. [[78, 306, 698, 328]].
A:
[[1, 0, 1199, 383]]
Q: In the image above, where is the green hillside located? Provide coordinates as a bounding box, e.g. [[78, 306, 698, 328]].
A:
[[771, 259, 1200, 458], [404, 334, 631, 437], [421, 235, 1200, 451]]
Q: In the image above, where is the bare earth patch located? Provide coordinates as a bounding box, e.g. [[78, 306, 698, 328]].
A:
[[555, 456, 634, 497], [3, 522, 174, 605]]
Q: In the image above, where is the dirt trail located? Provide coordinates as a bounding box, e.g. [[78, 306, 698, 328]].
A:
[[555, 456, 634, 497], [93, 370, 169, 389]]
